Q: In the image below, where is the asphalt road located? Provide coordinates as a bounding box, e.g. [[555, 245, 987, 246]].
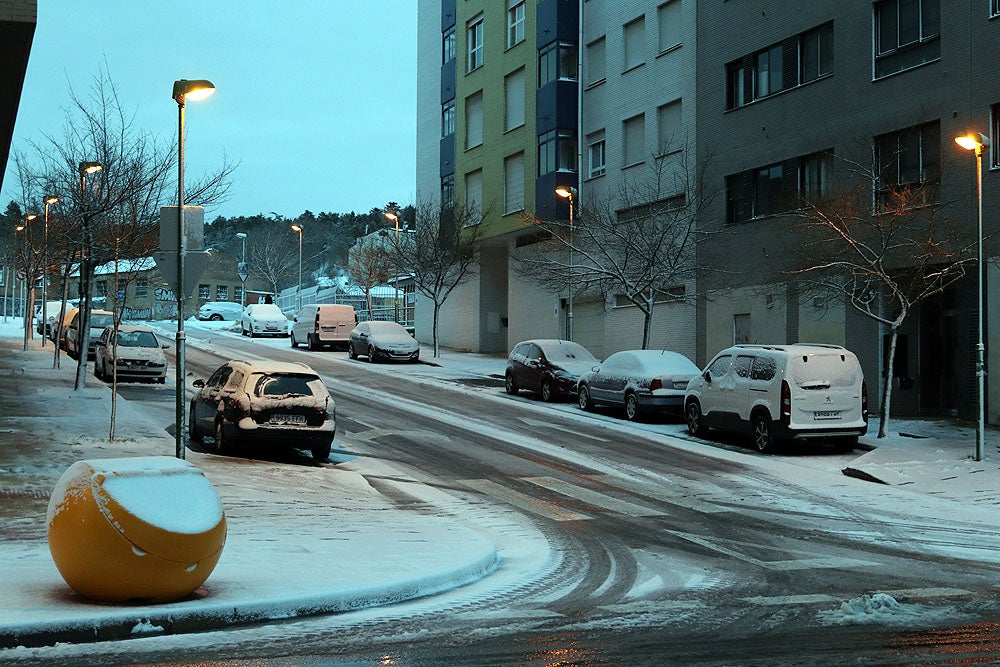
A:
[[37, 327, 1000, 666]]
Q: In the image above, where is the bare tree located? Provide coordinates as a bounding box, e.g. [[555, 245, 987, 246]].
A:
[[786, 144, 978, 438], [12, 67, 233, 391], [389, 201, 483, 357], [348, 234, 393, 318], [246, 221, 304, 301], [514, 149, 718, 349]]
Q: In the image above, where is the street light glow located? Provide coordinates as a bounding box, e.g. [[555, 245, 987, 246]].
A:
[[172, 79, 216, 104], [79, 162, 102, 175], [955, 133, 990, 152], [44, 195, 59, 205], [555, 186, 577, 199]]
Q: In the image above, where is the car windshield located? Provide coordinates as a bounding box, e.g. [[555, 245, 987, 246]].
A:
[[542, 342, 596, 364], [252, 373, 321, 398], [117, 331, 159, 348], [252, 305, 284, 318], [367, 321, 406, 335]]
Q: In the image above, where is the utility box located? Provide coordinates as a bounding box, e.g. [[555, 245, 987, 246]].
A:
[[46, 456, 227, 603]]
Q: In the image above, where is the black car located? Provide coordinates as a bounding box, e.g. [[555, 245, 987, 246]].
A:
[[347, 321, 420, 363], [504, 339, 598, 402]]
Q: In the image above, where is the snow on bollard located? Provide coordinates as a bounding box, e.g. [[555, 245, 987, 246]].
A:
[[46, 456, 227, 603]]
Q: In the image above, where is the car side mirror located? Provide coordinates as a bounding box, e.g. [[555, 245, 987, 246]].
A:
[[192, 379, 205, 388], [703, 370, 712, 383], [161, 343, 170, 349]]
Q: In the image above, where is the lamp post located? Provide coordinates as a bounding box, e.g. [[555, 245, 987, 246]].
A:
[[236, 232, 247, 307], [384, 211, 402, 323], [40, 195, 58, 347], [955, 132, 991, 462], [291, 224, 303, 312], [172, 78, 215, 460], [555, 186, 577, 341]]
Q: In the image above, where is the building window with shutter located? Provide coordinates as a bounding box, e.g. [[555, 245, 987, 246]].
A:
[[873, 0, 940, 79], [623, 16, 646, 72], [504, 152, 525, 214], [623, 114, 645, 167], [504, 68, 525, 131], [465, 91, 483, 149]]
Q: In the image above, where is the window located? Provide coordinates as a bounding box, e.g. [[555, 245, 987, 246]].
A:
[[96, 280, 108, 297], [726, 150, 834, 223], [623, 114, 645, 167], [874, 0, 940, 79], [800, 151, 833, 202], [875, 121, 940, 210], [216, 285, 229, 301], [539, 42, 578, 87], [587, 131, 606, 179], [504, 68, 525, 131], [443, 27, 456, 64], [504, 152, 525, 214], [992, 102, 1000, 168], [538, 130, 556, 175], [586, 37, 606, 86], [135, 278, 148, 298], [800, 23, 834, 83], [623, 16, 646, 71], [467, 15, 484, 72], [464, 169, 483, 224], [559, 130, 577, 172], [657, 0, 682, 53], [993, 0, 1000, 17], [656, 99, 682, 154], [234, 285, 243, 304], [442, 101, 455, 137], [441, 174, 455, 207], [726, 22, 835, 110], [507, 1, 525, 48], [199, 284, 210, 300], [465, 91, 483, 149]]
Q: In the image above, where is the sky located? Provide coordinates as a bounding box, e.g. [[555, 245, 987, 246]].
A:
[[1, 1, 418, 221]]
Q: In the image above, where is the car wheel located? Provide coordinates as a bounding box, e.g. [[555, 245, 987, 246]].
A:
[[505, 372, 519, 396], [751, 412, 776, 453], [188, 404, 201, 443], [241, 326, 247, 336], [368, 345, 377, 363], [157, 376, 166, 385], [308, 334, 318, 351], [214, 418, 231, 454], [312, 440, 332, 462], [624, 392, 642, 421], [540, 379, 555, 402], [348, 343, 358, 360], [578, 385, 593, 411], [685, 400, 707, 437], [290, 332, 298, 348], [209, 314, 223, 321]]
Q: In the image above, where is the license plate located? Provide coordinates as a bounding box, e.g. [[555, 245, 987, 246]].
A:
[[814, 410, 841, 420], [270, 414, 306, 425]]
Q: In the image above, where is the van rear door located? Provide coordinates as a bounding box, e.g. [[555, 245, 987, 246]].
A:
[[788, 352, 864, 427]]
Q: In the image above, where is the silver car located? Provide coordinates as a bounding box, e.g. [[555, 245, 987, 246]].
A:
[[347, 321, 419, 363], [577, 350, 699, 421], [93, 325, 169, 384]]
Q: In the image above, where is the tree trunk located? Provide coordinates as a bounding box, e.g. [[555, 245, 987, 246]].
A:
[[22, 285, 35, 351], [432, 300, 441, 358], [878, 327, 898, 438]]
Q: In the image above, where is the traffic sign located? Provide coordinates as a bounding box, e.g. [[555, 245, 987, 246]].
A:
[[237, 261, 249, 282]]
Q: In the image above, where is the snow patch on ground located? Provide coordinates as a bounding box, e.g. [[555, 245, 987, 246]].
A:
[[817, 593, 967, 627]]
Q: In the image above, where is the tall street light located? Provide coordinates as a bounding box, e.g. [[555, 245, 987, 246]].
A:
[[555, 186, 577, 341], [384, 210, 402, 323], [172, 78, 215, 460], [955, 132, 991, 462], [41, 195, 58, 348], [236, 232, 247, 307], [291, 224, 303, 312], [61, 162, 101, 369]]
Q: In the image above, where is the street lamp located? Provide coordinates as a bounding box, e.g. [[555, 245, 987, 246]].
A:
[[955, 132, 990, 462], [555, 185, 577, 341], [291, 224, 303, 312], [172, 78, 215, 460], [235, 232, 247, 307], [384, 211, 403, 322], [40, 195, 58, 348]]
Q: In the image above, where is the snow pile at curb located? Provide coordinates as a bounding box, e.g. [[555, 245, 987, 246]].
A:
[[818, 593, 917, 626]]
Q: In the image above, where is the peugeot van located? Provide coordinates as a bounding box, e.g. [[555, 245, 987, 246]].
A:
[[290, 304, 357, 351], [683, 343, 868, 453]]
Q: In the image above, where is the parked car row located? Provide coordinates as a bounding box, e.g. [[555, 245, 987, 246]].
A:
[[504, 339, 868, 453]]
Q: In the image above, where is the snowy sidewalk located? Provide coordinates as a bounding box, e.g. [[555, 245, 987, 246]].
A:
[[0, 330, 499, 650]]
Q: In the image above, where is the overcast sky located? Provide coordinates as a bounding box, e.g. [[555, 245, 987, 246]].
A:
[[2, 1, 417, 221]]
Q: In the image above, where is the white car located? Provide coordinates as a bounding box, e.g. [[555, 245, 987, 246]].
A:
[[240, 303, 290, 338], [93, 325, 169, 384], [198, 301, 244, 321], [683, 343, 868, 453]]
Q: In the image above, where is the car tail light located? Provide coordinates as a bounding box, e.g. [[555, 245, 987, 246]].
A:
[[649, 379, 663, 391], [314, 314, 320, 334], [862, 379, 869, 420], [781, 380, 791, 423]]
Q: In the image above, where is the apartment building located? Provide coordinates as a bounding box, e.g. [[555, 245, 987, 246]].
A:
[[695, 0, 1000, 421]]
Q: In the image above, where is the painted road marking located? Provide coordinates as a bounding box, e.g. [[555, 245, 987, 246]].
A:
[[460, 478, 591, 522], [668, 530, 875, 571], [592, 474, 730, 514], [523, 476, 668, 517]]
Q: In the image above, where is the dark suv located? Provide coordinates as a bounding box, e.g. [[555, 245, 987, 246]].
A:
[[505, 339, 598, 402], [189, 359, 336, 461]]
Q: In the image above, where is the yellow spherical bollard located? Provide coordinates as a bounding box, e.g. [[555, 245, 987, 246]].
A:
[[47, 456, 227, 603]]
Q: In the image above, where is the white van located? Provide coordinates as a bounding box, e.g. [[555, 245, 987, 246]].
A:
[[683, 343, 868, 453], [290, 304, 357, 351]]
